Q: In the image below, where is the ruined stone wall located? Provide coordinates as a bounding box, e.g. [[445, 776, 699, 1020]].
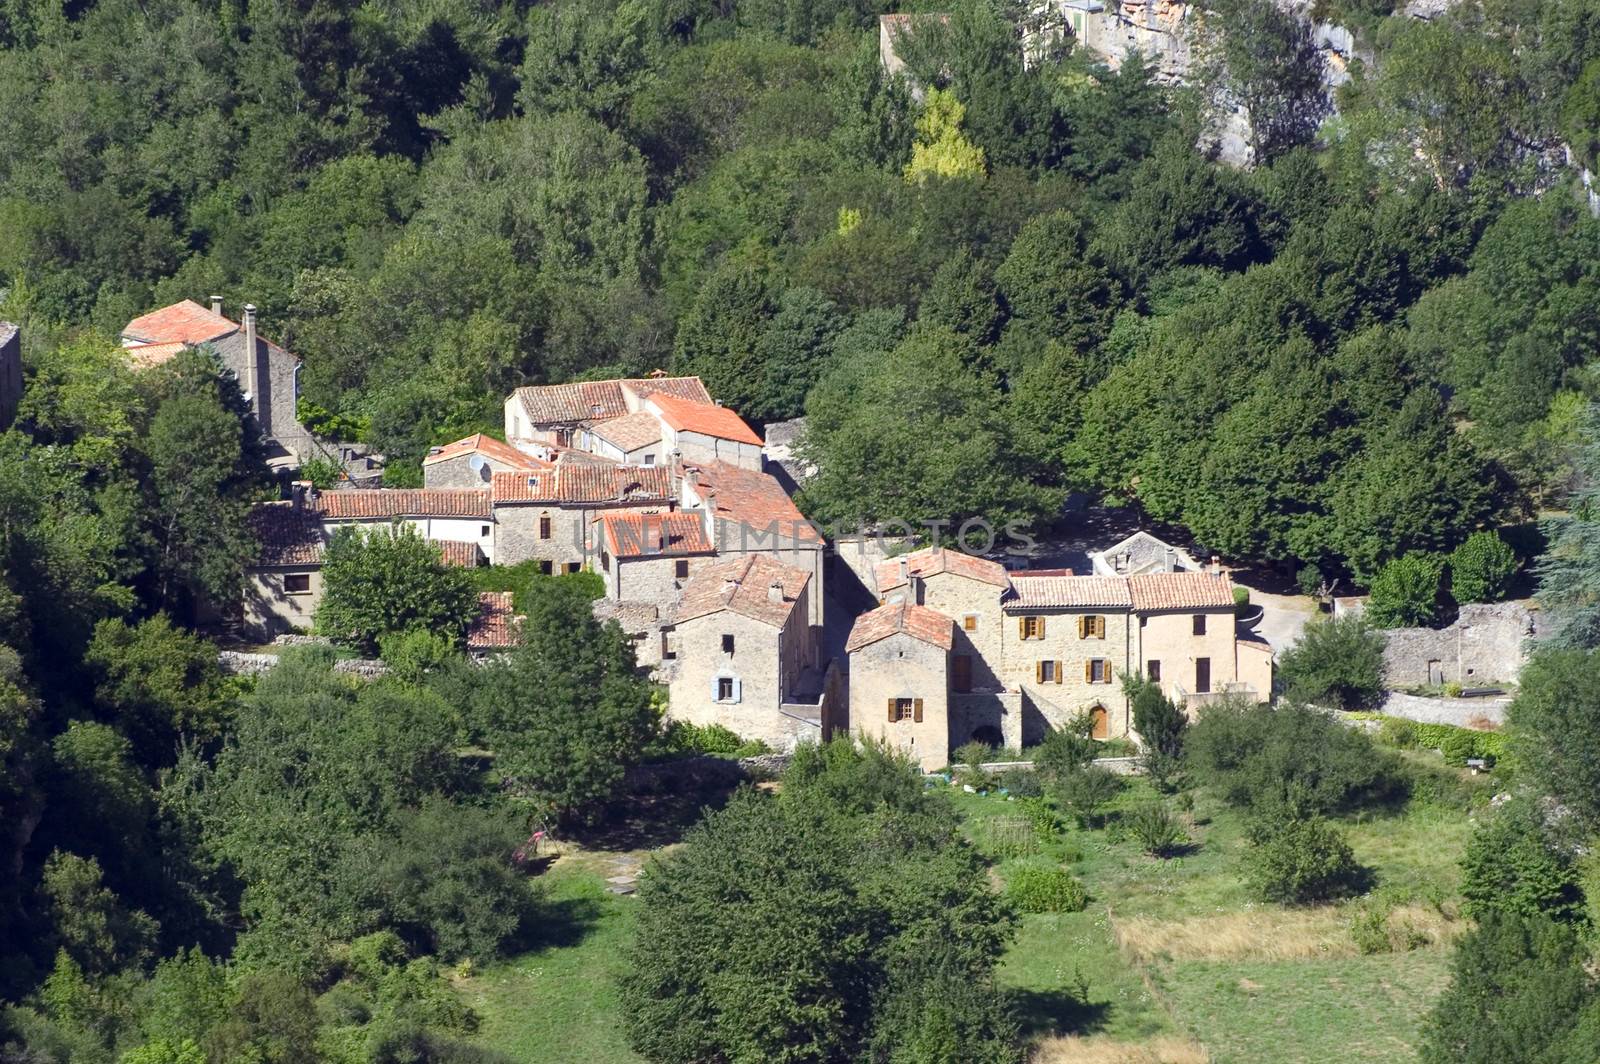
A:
[[1382, 603, 1535, 688]]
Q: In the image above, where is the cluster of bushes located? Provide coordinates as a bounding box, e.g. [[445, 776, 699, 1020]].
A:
[[1371, 716, 1508, 766], [656, 720, 772, 759], [1004, 861, 1088, 914], [1366, 531, 1519, 630]]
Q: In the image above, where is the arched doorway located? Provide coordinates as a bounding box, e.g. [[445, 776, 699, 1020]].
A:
[[971, 725, 1003, 748], [1088, 704, 1108, 740]]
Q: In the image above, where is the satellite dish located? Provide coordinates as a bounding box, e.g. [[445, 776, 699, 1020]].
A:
[[469, 454, 489, 481]]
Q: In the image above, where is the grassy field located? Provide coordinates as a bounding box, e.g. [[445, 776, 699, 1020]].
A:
[[463, 759, 1483, 1063]]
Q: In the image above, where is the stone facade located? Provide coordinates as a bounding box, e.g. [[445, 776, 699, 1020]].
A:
[[999, 608, 1134, 738], [0, 322, 19, 431], [1134, 606, 1255, 705], [242, 567, 323, 640], [495, 500, 667, 570], [667, 580, 818, 749], [425, 453, 515, 489], [603, 553, 716, 610], [1382, 603, 1535, 688], [850, 630, 952, 770]]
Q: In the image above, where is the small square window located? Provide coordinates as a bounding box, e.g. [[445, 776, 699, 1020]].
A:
[[717, 677, 735, 701], [284, 573, 311, 594], [1039, 660, 1057, 682], [539, 561, 553, 575], [1147, 660, 1161, 683], [722, 634, 735, 654], [643, 454, 656, 465], [1089, 659, 1110, 683], [1022, 616, 1042, 640], [675, 559, 689, 579], [1193, 614, 1207, 636], [566, 562, 582, 574], [892, 698, 914, 722], [480, 524, 490, 537], [539, 515, 553, 540], [963, 614, 978, 632]]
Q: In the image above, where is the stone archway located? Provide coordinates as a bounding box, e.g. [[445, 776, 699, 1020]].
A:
[[971, 724, 1004, 748]]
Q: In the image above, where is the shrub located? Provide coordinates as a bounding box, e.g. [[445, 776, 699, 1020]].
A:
[[1365, 553, 1444, 629], [997, 768, 1042, 798], [1124, 802, 1187, 858], [1247, 815, 1364, 905], [1016, 796, 1060, 841], [1439, 729, 1477, 767], [1349, 905, 1392, 955], [1054, 765, 1123, 828], [1032, 717, 1097, 783], [1185, 699, 1405, 816], [1378, 717, 1417, 749], [1460, 800, 1585, 923], [1297, 564, 1326, 597], [1277, 614, 1386, 709], [1442, 679, 1464, 698], [1233, 586, 1251, 614], [973, 817, 1038, 860], [953, 740, 993, 772], [1004, 862, 1088, 914], [1449, 531, 1517, 605], [659, 721, 768, 757]]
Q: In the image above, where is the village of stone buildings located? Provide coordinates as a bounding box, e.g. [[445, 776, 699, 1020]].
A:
[[57, 295, 1535, 771]]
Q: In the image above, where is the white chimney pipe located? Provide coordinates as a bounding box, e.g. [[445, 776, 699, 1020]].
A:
[[242, 303, 259, 419], [768, 581, 784, 604], [210, 295, 223, 316]]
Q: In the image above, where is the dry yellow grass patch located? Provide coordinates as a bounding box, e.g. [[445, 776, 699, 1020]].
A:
[[1111, 904, 1461, 965], [1031, 1034, 1209, 1064]]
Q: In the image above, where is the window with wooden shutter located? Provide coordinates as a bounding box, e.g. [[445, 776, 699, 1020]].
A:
[[963, 614, 978, 632], [1038, 617, 1046, 637], [1036, 660, 1045, 683], [1077, 615, 1087, 638], [539, 514, 552, 540], [887, 698, 896, 722], [1193, 614, 1207, 636], [913, 698, 924, 722], [1018, 617, 1028, 639], [1091, 615, 1105, 639], [1054, 660, 1064, 684], [1084, 659, 1093, 683]]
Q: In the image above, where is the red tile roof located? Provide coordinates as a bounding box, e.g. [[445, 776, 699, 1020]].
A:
[[249, 503, 326, 566], [490, 464, 673, 505], [423, 433, 546, 470], [1004, 574, 1132, 610], [1128, 571, 1236, 611], [845, 600, 954, 654], [648, 393, 763, 446], [685, 462, 822, 545], [124, 341, 190, 369], [672, 554, 811, 628], [467, 592, 522, 650], [875, 547, 1010, 592], [122, 300, 237, 345], [511, 376, 711, 425], [588, 411, 664, 452], [435, 540, 485, 567], [598, 512, 713, 559], [315, 489, 492, 520]]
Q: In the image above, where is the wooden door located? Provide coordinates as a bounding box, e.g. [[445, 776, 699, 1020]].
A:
[[1089, 704, 1108, 739]]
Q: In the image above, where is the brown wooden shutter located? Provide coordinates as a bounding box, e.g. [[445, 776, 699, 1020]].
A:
[[1035, 660, 1044, 683], [1084, 660, 1093, 683], [1055, 661, 1063, 684], [886, 698, 895, 722], [1076, 615, 1085, 638], [913, 698, 924, 723], [1038, 617, 1046, 637]]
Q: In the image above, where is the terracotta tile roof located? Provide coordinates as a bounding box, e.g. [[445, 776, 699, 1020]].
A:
[[588, 411, 663, 452], [511, 376, 711, 425], [875, 547, 1010, 593], [467, 592, 522, 650], [598, 512, 713, 559], [249, 503, 326, 566], [124, 341, 190, 369], [846, 600, 954, 654], [122, 299, 237, 345], [315, 488, 492, 520], [490, 464, 672, 505], [1128, 571, 1236, 611], [1004, 574, 1132, 610], [435, 540, 485, 567], [423, 433, 546, 470], [648, 393, 763, 446], [684, 461, 822, 545], [672, 554, 811, 628]]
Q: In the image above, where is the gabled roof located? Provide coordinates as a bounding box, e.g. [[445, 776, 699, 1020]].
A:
[[684, 461, 822, 545], [648, 393, 763, 447], [490, 464, 673, 505], [672, 554, 811, 629], [315, 489, 492, 520], [597, 512, 713, 559], [510, 376, 712, 426], [124, 341, 190, 369], [588, 411, 664, 452], [1128, 571, 1235, 611], [249, 503, 326, 566], [467, 592, 522, 650], [1093, 531, 1199, 576], [846, 600, 954, 654], [1004, 573, 1132, 610], [423, 433, 547, 470], [875, 547, 1010, 593], [435, 540, 485, 567], [121, 299, 237, 346]]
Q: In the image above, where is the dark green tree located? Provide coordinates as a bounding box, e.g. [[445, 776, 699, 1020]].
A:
[[1364, 554, 1444, 629], [1449, 531, 1518, 604], [1507, 649, 1600, 832], [1277, 614, 1386, 709], [317, 525, 478, 655]]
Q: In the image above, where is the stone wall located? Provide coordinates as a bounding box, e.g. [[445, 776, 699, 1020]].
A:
[[1382, 603, 1535, 688], [0, 322, 20, 431], [1378, 691, 1509, 728]]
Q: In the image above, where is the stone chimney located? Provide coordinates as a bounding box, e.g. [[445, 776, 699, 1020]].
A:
[[898, 557, 909, 585], [290, 480, 310, 508], [210, 295, 223, 316], [1210, 555, 1222, 576], [1164, 546, 1176, 572], [242, 303, 260, 418], [768, 580, 784, 604]]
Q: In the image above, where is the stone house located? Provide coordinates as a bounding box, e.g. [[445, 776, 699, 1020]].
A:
[[0, 322, 19, 431], [681, 460, 826, 626], [314, 487, 497, 563], [665, 554, 822, 751], [424, 433, 550, 489], [242, 502, 327, 639], [587, 412, 667, 465], [504, 375, 712, 450], [120, 298, 314, 466], [595, 511, 716, 608], [490, 462, 675, 573], [643, 393, 764, 470], [846, 600, 956, 771], [1090, 530, 1201, 577], [852, 547, 1273, 761], [1381, 602, 1536, 688]]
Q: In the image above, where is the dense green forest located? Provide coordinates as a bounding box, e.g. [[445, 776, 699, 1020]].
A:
[[7, 0, 1600, 1057]]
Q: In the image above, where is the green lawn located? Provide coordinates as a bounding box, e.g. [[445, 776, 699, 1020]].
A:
[[465, 760, 1479, 1063]]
